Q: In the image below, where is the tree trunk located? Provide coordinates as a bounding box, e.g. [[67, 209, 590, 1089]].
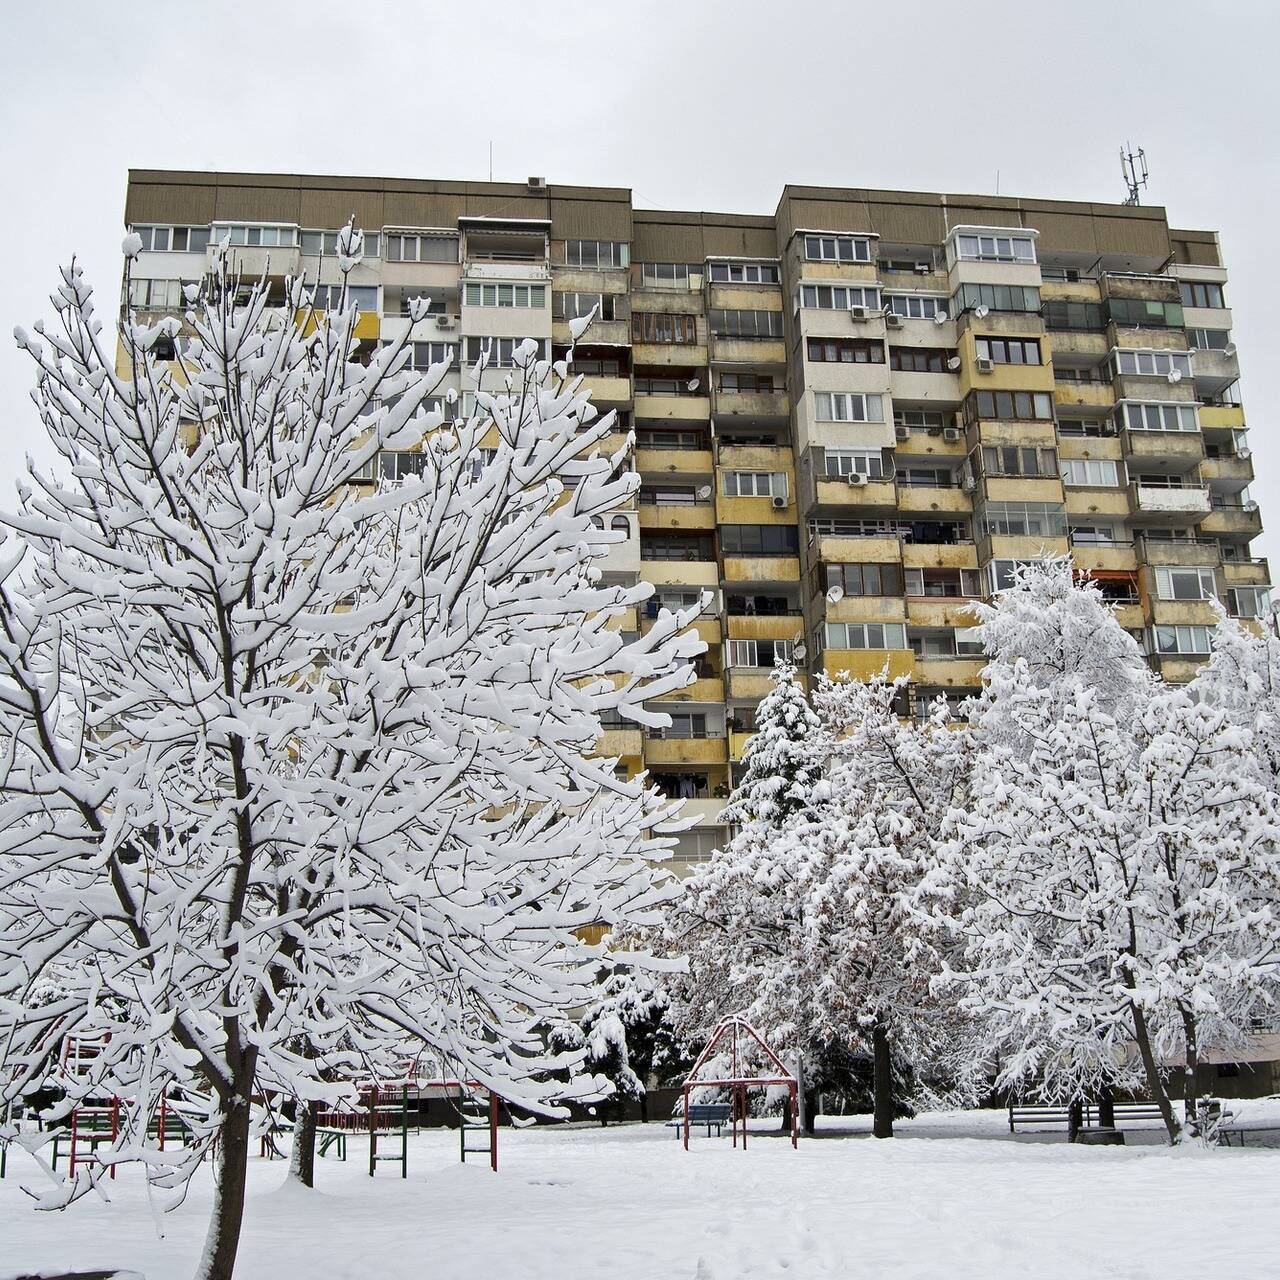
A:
[[1097, 1084, 1115, 1130], [1179, 1006, 1201, 1138], [289, 1101, 317, 1188], [872, 1023, 894, 1139], [194, 1087, 253, 1280], [1128, 1000, 1179, 1143], [639, 1090, 648, 1125], [803, 1091, 818, 1135], [1067, 1098, 1083, 1143]]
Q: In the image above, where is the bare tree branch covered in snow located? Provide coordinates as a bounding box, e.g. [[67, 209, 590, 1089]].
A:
[[0, 231, 701, 1279]]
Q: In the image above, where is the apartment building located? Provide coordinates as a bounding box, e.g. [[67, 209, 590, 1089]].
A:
[[121, 171, 1265, 870]]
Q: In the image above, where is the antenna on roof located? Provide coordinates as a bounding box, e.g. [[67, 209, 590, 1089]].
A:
[[1120, 144, 1149, 206]]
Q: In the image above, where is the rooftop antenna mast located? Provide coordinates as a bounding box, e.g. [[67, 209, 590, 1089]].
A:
[[1120, 143, 1148, 206]]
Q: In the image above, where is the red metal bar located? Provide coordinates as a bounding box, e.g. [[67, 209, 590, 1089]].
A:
[[790, 1082, 798, 1148], [682, 1085, 690, 1151]]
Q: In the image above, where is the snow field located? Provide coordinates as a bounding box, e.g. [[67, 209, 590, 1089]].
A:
[[2, 1111, 1278, 1280]]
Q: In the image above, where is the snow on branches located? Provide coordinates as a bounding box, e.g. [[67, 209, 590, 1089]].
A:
[[0, 238, 701, 1278]]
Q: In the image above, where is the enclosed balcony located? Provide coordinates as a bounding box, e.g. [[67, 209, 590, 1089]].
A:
[[1128, 481, 1211, 522]]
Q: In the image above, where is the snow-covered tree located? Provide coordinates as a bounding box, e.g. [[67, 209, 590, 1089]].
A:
[[941, 567, 1280, 1142], [0, 235, 701, 1279]]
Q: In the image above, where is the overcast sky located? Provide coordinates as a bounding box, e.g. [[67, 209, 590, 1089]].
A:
[[1, 0, 1276, 562]]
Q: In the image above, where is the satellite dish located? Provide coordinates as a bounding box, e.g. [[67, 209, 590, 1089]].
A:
[[1166, 368, 1182, 384], [974, 305, 990, 319], [826, 584, 844, 604], [947, 356, 962, 371], [696, 484, 713, 501], [792, 642, 807, 661], [687, 378, 700, 391], [1223, 343, 1238, 358], [933, 311, 948, 325]]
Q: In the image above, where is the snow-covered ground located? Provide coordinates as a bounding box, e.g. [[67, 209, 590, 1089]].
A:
[[3, 1107, 1279, 1280]]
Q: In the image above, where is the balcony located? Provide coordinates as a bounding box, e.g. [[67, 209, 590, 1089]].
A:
[[1069, 539, 1139, 573], [656, 675, 726, 704], [893, 427, 967, 460], [710, 336, 786, 366], [1129, 483, 1211, 520], [596, 727, 644, 759], [1149, 599, 1220, 628], [1047, 331, 1109, 358], [913, 656, 985, 687], [553, 317, 630, 347], [675, 797, 729, 827], [1223, 558, 1270, 586], [901, 541, 979, 571], [1201, 502, 1263, 538], [633, 342, 710, 369], [715, 388, 790, 418], [725, 669, 777, 701], [643, 734, 729, 767], [634, 392, 712, 422], [1199, 404, 1245, 431], [810, 473, 898, 509], [1200, 455, 1254, 486], [640, 558, 720, 588], [906, 597, 984, 628], [1191, 347, 1240, 388], [822, 649, 914, 681], [599, 512, 641, 576], [895, 484, 973, 516], [635, 446, 714, 475], [808, 527, 903, 564], [1054, 383, 1115, 411], [726, 613, 803, 641], [1122, 430, 1205, 465], [722, 555, 801, 584], [637, 497, 716, 532], [1136, 536, 1221, 568]]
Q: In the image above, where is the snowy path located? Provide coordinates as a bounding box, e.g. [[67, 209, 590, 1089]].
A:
[[2, 1110, 1277, 1279]]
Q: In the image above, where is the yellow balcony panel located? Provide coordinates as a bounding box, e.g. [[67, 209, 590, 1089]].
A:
[[1155, 656, 1207, 684], [896, 486, 973, 516], [643, 616, 721, 645], [643, 736, 729, 766], [657, 675, 726, 703], [727, 615, 805, 641], [895, 432, 967, 460], [1065, 489, 1131, 519], [709, 284, 785, 310], [716, 495, 796, 526], [1071, 544, 1139, 574], [635, 447, 714, 475], [827, 596, 907, 625], [983, 477, 1065, 504], [607, 606, 640, 632], [1223, 559, 1270, 586], [970, 421, 1057, 448], [726, 669, 777, 701], [823, 649, 915, 681], [913, 657, 985, 687], [1200, 456, 1253, 485], [1151, 599, 1220, 627], [1113, 604, 1146, 631], [715, 389, 791, 418], [1201, 507, 1263, 538], [982, 534, 1069, 561], [1054, 384, 1115, 410], [902, 543, 979, 571], [1122, 430, 1204, 464], [640, 559, 720, 588], [718, 444, 795, 472], [596, 728, 644, 759], [814, 534, 903, 564], [297, 309, 380, 342], [801, 262, 880, 285], [638, 505, 717, 532], [1136, 538, 1220, 569], [723, 555, 801, 583], [578, 374, 633, 404], [1047, 331, 1108, 358], [1057, 437, 1123, 461], [634, 395, 712, 423], [729, 730, 753, 762], [1130, 484, 1211, 519], [906, 598, 983, 628], [710, 337, 786, 366], [1199, 405, 1245, 431], [553, 318, 631, 347], [632, 342, 709, 368], [814, 477, 897, 508], [1040, 280, 1103, 303]]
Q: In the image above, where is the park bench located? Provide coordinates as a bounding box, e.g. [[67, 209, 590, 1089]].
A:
[[667, 1103, 732, 1138], [1008, 1101, 1165, 1133]]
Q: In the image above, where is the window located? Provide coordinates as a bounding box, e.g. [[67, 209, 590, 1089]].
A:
[[377, 451, 429, 482], [953, 283, 1040, 314], [723, 471, 786, 497], [982, 446, 1058, 478], [709, 309, 784, 339], [640, 533, 715, 561], [719, 372, 775, 394], [214, 224, 300, 248], [727, 638, 793, 668], [955, 232, 1036, 263], [1039, 266, 1082, 283], [1060, 458, 1121, 486], [1229, 586, 1270, 618], [571, 355, 624, 376], [566, 240, 629, 268], [634, 376, 704, 397], [1106, 298, 1183, 329], [127, 278, 187, 310], [799, 284, 881, 310], [394, 291, 446, 317], [300, 228, 380, 256], [131, 224, 211, 253], [654, 712, 710, 740], [894, 408, 950, 431], [1154, 624, 1213, 655], [720, 525, 800, 556], [311, 284, 379, 311], [553, 292, 617, 321], [911, 628, 984, 658], [638, 261, 689, 287], [807, 338, 884, 363], [1179, 281, 1226, 309], [975, 336, 1041, 365], [804, 234, 873, 263], [890, 347, 954, 372], [809, 517, 902, 539], [1187, 328, 1231, 351], [1042, 299, 1106, 331], [1056, 418, 1110, 438], [383, 233, 456, 262], [897, 466, 957, 488], [463, 282, 546, 308], [727, 593, 796, 617], [405, 341, 457, 371], [815, 392, 885, 423], [968, 390, 1054, 421], [708, 261, 779, 283], [640, 485, 702, 507], [632, 312, 697, 344], [825, 450, 890, 480], [977, 502, 1067, 539], [463, 336, 548, 367], [1069, 522, 1123, 545], [1111, 349, 1193, 379], [904, 567, 981, 598], [826, 563, 904, 596], [1118, 401, 1199, 433], [885, 294, 948, 320], [987, 559, 1035, 592], [824, 622, 908, 649], [1156, 567, 1217, 602]]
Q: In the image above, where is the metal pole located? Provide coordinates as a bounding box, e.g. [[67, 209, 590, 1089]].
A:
[[683, 1085, 690, 1150], [490, 1089, 499, 1173]]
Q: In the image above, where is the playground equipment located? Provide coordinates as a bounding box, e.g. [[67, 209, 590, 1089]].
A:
[[678, 1015, 798, 1152]]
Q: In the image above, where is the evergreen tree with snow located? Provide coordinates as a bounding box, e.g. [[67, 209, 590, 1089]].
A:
[[0, 234, 702, 1279]]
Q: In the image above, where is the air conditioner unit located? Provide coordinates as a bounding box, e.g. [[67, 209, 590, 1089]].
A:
[[975, 356, 995, 374], [885, 312, 904, 329], [435, 315, 456, 329], [849, 305, 869, 321], [943, 427, 961, 443], [962, 478, 976, 493], [895, 425, 910, 441], [771, 494, 788, 509], [527, 175, 547, 193], [847, 472, 869, 487], [914, 262, 932, 274]]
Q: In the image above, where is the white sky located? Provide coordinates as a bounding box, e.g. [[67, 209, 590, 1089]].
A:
[[1, 0, 1277, 562]]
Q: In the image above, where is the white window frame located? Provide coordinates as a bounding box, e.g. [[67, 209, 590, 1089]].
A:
[[1118, 401, 1200, 433], [1060, 458, 1121, 487], [723, 471, 787, 498], [1155, 567, 1217, 602], [824, 622, 907, 650], [825, 450, 888, 479], [726, 638, 794, 668], [463, 282, 546, 308], [954, 231, 1037, 263], [799, 284, 881, 311], [885, 293, 948, 320], [815, 392, 885, 423], [1111, 349, 1194, 379], [1154, 624, 1213, 655], [804, 234, 873, 264]]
